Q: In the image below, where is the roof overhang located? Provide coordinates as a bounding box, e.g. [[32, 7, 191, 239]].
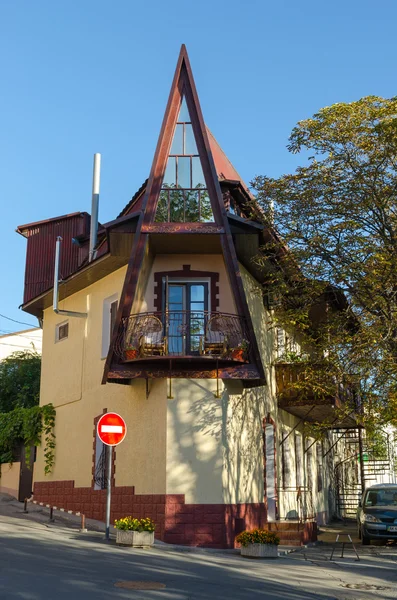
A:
[[21, 252, 129, 318], [16, 212, 90, 237]]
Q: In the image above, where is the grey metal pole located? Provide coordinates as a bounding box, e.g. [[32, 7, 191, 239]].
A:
[[53, 236, 62, 311], [89, 153, 101, 262], [105, 445, 113, 541]]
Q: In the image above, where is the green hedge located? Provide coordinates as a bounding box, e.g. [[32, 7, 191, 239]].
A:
[[0, 404, 55, 474]]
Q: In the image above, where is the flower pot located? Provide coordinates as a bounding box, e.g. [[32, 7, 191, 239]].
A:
[[125, 349, 138, 360], [116, 530, 154, 547], [231, 348, 244, 361], [241, 543, 278, 559]]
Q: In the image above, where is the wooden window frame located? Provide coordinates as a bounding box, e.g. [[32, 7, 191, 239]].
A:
[[263, 415, 279, 520], [154, 265, 219, 313]]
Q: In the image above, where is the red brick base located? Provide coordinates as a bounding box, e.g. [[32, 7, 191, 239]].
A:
[[33, 480, 267, 548]]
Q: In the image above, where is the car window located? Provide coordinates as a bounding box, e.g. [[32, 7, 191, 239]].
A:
[[364, 489, 397, 507]]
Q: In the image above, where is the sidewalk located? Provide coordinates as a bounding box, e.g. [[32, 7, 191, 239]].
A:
[[0, 493, 297, 555]]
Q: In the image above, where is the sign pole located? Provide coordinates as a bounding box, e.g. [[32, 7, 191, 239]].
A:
[[105, 445, 113, 541], [96, 412, 127, 542]]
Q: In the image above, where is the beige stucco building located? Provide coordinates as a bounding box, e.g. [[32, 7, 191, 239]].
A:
[[17, 47, 357, 547]]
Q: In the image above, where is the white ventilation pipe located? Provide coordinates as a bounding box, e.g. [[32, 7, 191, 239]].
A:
[[89, 153, 101, 262], [53, 236, 87, 318]]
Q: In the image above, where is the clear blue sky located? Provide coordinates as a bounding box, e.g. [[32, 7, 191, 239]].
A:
[[1, 0, 396, 332]]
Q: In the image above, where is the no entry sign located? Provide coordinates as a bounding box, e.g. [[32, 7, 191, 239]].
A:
[[97, 412, 126, 447]]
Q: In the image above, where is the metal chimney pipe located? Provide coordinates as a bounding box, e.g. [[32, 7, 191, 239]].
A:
[[89, 153, 101, 262], [53, 236, 87, 318], [53, 236, 62, 312]]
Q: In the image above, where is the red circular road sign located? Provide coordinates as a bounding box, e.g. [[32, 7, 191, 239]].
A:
[[97, 412, 127, 447]]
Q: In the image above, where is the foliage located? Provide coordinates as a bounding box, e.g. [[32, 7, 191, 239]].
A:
[[0, 351, 41, 413], [0, 404, 56, 474], [252, 96, 397, 428], [155, 185, 214, 223], [237, 339, 250, 352], [125, 342, 138, 351], [236, 529, 280, 547], [114, 516, 155, 532], [276, 351, 308, 363]]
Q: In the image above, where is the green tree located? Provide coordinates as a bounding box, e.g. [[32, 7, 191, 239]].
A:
[[0, 351, 55, 472], [0, 350, 41, 413], [252, 96, 397, 427]]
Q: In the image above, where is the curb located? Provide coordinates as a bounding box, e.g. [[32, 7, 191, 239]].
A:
[[25, 498, 87, 531]]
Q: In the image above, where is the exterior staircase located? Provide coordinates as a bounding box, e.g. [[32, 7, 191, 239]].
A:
[[336, 485, 362, 518], [335, 428, 396, 519], [363, 459, 392, 484]]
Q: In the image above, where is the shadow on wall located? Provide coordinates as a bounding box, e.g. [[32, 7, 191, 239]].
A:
[[221, 384, 267, 506], [167, 380, 223, 503], [167, 378, 268, 506]]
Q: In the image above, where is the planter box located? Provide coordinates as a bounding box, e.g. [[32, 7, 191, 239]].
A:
[[241, 543, 278, 559], [116, 530, 154, 547]]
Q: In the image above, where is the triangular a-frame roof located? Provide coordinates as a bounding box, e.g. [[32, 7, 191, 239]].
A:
[[138, 44, 230, 227], [103, 45, 265, 384]]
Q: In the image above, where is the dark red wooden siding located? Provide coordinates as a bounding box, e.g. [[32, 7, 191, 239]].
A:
[[23, 213, 90, 304]]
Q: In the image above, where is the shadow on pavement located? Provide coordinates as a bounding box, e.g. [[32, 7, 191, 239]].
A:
[[0, 520, 347, 600]]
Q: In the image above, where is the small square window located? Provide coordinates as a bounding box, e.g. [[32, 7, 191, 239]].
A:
[[56, 321, 69, 342]]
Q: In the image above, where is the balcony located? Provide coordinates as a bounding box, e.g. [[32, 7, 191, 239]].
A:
[[275, 362, 358, 427], [114, 310, 249, 366]]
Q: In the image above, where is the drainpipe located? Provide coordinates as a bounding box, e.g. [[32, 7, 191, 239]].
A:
[[53, 236, 87, 318], [89, 153, 101, 262], [358, 427, 366, 495]]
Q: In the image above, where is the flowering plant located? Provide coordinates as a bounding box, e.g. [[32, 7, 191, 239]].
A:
[[230, 338, 250, 359], [238, 339, 250, 352], [235, 529, 280, 547], [125, 341, 138, 351], [114, 516, 155, 532]]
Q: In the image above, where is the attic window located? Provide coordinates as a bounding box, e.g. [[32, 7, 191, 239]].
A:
[[55, 321, 69, 342], [155, 97, 214, 223]]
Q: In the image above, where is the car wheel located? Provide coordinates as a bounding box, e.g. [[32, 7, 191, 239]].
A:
[[362, 533, 371, 545]]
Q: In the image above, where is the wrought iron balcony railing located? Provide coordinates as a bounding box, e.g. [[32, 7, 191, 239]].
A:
[[114, 310, 249, 362]]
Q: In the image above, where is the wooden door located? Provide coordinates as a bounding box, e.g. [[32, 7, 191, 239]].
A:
[[18, 445, 34, 502]]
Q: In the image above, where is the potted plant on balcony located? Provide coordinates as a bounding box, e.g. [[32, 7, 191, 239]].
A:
[[236, 528, 280, 558], [124, 343, 138, 361], [275, 351, 309, 364], [231, 339, 249, 361], [114, 516, 155, 547]]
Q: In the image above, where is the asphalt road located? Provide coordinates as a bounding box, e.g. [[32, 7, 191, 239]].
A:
[[1, 514, 397, 600]]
